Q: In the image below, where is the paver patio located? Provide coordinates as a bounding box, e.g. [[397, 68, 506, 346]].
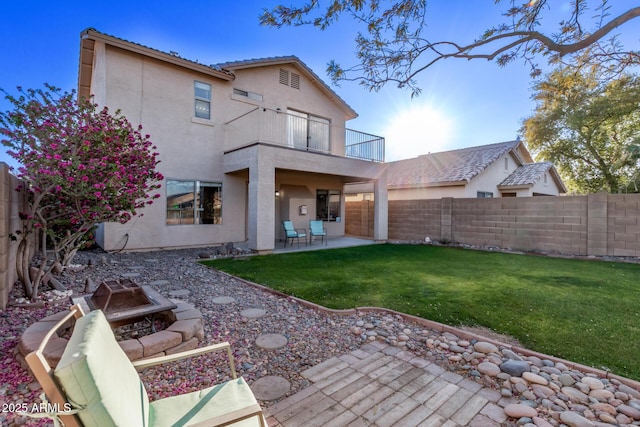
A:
[[264, 341, 507, 427]]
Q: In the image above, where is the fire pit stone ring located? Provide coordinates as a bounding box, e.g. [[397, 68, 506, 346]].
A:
[[18, 284, 205, 367]]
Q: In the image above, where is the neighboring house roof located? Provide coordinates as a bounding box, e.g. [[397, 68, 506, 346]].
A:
[[387, 140, 522, 188], [499, 161, 567, 193], [79, 29, 356, 119], [386, 140, 567, 194], [215, 57, 357, 120]]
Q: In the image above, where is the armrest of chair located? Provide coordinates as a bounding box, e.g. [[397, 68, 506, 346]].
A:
[[132, 341, 237, 378], [295, 228, 307, 235], [25, 304, 86, 427], [187, 403, 265, 427]]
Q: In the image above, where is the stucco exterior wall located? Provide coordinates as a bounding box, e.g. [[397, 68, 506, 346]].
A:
[[529, 170, 559, 195], [388, 185, 467, 201], [91, 44, 248, 250], [464, 154, 517, 197]]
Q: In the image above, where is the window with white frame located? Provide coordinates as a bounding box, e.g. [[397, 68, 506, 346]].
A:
[[194, 81, 211, 119], [317, 189, 341, 221], [166, 179, 222, 225], [477, 191, 493, 198]]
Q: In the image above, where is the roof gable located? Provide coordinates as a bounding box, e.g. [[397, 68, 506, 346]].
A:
[[387, 140, 522, 188], [215, 56, 357, 119], [499, 162, 567, 193], [79, 29, 356, 119]]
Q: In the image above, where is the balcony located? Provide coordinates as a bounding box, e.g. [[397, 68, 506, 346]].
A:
[[224, 107, 385, 163]]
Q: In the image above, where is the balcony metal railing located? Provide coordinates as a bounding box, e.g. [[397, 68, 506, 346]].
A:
[[225, 107, 385, 163]]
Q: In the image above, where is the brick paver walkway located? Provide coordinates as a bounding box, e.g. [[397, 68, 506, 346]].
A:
[[264, 341, 508, 427]]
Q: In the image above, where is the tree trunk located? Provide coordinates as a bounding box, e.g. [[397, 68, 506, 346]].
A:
[[16, 238, 34, 299]]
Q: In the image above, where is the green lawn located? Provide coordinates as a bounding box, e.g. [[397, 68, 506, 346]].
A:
[[202, 244, 640, 380]]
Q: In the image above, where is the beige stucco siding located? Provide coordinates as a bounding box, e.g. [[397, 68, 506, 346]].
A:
[[463, 154, 517, 197], [388, 185, 466, 200], [530, 170, 558, 195], [95, 44, 247, 250]]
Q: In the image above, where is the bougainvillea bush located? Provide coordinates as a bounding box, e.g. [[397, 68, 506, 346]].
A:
[[0, 85, 163, 299]]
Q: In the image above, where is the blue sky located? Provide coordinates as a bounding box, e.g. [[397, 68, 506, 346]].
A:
[[1, 1, 638, 165]]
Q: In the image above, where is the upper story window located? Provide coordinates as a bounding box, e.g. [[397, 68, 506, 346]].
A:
[[194, 81, 211, 119], [477, 191, 493, 198]]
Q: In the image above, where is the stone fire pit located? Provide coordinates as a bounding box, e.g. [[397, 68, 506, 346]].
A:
[[18, 282, 205, 367]]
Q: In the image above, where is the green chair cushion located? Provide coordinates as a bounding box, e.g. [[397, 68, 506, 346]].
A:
[[54, 310, 149, 427], [149, 377, 264, 427]]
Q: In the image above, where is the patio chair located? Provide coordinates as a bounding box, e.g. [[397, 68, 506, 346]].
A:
[[309, 220, 327, 246], [282, 220, 307, 248], [25, 304, 266, 427]]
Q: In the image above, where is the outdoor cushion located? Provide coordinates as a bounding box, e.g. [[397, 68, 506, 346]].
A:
[[309, 220, 327, 245], [54, 310, 149, 427], [149, 377, 263, 427]]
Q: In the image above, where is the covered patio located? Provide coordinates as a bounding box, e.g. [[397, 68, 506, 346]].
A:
[[272, 236, 381, 254]]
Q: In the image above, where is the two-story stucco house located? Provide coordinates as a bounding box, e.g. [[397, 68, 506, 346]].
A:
[[78, 29, 388, 253]]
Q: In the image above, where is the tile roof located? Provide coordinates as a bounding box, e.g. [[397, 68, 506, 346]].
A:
[[215, 56, 301, 70], [81, 28, 235, 79], [387, 140, 521, 187], [500, 162, 554, 187]]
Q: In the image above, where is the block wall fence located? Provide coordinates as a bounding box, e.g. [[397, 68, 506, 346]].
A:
[[348, 193, 640, 257], [1, 162, 25, 310]]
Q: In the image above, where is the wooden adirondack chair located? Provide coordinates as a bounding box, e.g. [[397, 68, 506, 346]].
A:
[[25, 305, 266, 426]]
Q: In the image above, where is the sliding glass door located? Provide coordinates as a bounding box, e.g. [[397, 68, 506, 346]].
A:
[[287, 109, 330, 152]]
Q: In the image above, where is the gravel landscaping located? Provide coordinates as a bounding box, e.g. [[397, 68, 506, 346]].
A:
[[1, 247, 640, 426]]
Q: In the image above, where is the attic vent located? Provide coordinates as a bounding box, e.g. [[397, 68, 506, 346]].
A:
[[279, 69, 289, 86], [279, 69, 300, 90], [290, 73, 300, 89]]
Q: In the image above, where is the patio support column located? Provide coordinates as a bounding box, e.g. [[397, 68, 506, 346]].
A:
[[248, 156, 275, 253], [373, 171, 388, 241]]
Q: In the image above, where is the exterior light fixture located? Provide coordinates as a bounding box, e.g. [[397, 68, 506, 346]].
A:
[[275, 190, 280, 197]]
